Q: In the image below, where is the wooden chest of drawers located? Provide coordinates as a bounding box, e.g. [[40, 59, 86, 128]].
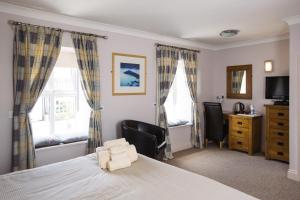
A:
[[265, 105, 289, 162], [229, 115, 262, 155]]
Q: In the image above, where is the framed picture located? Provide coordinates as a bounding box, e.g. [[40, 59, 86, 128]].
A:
[[112, 53, 147, 95]]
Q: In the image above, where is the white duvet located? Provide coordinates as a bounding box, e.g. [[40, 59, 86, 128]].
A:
[[0, 154, 258, 200]]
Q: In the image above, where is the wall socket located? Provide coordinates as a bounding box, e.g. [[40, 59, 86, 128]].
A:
[[8, 111, 13, 119]]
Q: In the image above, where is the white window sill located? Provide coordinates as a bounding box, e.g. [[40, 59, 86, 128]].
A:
[[35, 140, 87, 152]]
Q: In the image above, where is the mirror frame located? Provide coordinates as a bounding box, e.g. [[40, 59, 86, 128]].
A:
[[226, 64, 252, 99]]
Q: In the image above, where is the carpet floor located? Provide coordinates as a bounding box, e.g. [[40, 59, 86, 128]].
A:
[[167, 145, 300, 200]]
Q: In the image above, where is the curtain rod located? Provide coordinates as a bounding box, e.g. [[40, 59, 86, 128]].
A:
[[8, 20, 108, 39], [155, 43, 200, 53]]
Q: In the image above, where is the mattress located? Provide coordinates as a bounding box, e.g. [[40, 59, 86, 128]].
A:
[[0, 154, 258, 200]]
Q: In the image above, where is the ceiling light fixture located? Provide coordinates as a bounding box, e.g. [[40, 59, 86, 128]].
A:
[[220, 29, 240, 38]]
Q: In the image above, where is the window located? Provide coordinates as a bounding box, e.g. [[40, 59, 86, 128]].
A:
[[30, 47, 90, 148], [164, 60, 193, 127]]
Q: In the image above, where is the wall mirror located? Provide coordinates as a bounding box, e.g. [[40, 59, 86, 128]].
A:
[[227, 64, 252, 99]]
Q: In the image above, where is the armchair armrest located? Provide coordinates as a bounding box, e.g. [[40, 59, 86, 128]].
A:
[[157, 141, 166, 149]]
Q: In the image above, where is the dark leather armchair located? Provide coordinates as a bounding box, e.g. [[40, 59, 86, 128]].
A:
[[121, 120, 166, 159], [203, 102, 228, 149]]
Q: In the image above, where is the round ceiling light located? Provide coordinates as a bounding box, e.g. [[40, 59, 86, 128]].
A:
[[219, 29, 240, 38]]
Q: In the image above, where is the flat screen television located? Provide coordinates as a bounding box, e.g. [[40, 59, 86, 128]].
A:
[[265, 76, 289, 103]]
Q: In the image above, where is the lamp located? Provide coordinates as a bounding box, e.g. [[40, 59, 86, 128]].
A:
[[264, 60, 273, 72]]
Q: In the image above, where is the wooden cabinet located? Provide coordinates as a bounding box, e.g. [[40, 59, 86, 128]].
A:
[[229, 114, 262, 155], [265, 105, 289, 162]]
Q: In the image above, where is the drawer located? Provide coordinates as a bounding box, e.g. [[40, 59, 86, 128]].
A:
[[269, 119, 289, 130], [231, 117, 249, 129], [269, 138, 289, 150], [230, 136, 248, 152], [269, 129, 289, 141], [268, 148, 289, 162], [231, 127, 249, 138], [269, 109, 289, 120]]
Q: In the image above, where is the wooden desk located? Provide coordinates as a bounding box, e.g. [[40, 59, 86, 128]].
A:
[[228, 114, 262, 155]]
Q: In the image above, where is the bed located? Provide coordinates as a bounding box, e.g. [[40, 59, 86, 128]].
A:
[[0, 154, 258, 200]]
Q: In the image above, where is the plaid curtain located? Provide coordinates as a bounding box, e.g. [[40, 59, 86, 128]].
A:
[[71, 33, 102, 154], [12, 24, 62, 171], [156, 46, 180, 159], [182, 50, 202, 148]]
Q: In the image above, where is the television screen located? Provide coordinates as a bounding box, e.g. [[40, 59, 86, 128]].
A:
[[265, 76, 289, 100]]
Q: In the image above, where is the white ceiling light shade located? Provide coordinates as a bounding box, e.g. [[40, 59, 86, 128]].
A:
[[219, 29, 240, 38], [264, 60, 273, 72]]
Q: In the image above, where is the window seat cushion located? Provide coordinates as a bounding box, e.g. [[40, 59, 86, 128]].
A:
[[168, 119, 189, 127], [56, 132, 88, 144], [34, 134, 62, 149]]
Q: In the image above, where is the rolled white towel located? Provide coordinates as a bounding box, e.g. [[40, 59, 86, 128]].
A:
[[97, 150, 110, 169], [107, 156, 131, 171], [104, 138, 126, 148], [127, 145, 138, 162], [109, 142, 129, 154], [96, 146, 107, 160], [110, 151, 129, 162]]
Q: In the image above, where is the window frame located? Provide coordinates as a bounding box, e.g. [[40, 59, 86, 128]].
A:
[[37, 67, 81, 135]]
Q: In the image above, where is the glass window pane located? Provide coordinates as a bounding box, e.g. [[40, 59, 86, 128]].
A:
[[53, 67, 77, 91], [54, 96, 76, 120]]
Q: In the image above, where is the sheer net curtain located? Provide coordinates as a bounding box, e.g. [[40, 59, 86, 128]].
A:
[[164, 60, 193, 126]]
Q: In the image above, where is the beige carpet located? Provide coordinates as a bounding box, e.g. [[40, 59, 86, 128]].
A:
[[167, 145, 300, 200]]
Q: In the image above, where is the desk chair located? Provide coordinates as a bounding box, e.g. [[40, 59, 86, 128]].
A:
[[203, 102, 228, 149]]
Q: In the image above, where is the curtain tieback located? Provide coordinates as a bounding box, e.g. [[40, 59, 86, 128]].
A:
[[92, 106, 103, 112], [18, 107, 31, 115]]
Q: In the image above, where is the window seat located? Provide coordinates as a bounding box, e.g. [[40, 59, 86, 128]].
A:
[[34, 132, 88, 149]]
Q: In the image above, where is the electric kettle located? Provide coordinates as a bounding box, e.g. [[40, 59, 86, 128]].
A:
[[234, 102, 245, 114]]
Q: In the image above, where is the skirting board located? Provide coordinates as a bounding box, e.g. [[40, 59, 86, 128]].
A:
[[287, 169, 300, 182]]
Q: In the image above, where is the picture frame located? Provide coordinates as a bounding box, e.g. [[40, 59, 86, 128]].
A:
[[112, 53, 147, 95]]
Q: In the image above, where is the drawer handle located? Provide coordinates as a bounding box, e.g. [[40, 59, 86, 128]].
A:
[[277, 132, 284, 136], [237, 141, 242, 145], [237, 131, 242, 134], [277, 142, 284, 146], [278, 113, 284, 116], [277, 152, 284, 156], [237, 122, 243, 125], [278, 122, 284, 126]]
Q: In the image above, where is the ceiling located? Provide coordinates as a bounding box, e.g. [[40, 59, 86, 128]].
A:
[[1, 0, 300, 46]]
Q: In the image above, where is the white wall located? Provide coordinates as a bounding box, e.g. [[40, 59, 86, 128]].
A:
[[0, 12, 214, 174], [211, 40, 290, 150], [287, 22, 300, 181]]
